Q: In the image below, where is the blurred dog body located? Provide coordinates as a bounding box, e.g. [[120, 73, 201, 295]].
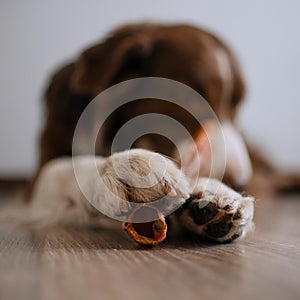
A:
[[34, 23, 252, 191], [31, 22, 299, 196]]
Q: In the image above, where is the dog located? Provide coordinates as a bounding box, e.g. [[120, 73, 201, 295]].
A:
[[34, 22, 252, 193], [13, 22, 297, 244]]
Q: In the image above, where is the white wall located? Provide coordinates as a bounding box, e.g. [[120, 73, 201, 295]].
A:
[[0, 0, 299, 177]]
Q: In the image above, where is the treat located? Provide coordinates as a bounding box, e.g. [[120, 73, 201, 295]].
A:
[[122, 206, 167, 246]]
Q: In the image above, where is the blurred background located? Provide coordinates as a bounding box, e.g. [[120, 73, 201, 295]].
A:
[[0, 0, 299, 178]]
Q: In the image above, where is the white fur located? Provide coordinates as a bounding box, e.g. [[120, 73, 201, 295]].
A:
[[0, 149, 190, 226], [221, 122, 253, 187]]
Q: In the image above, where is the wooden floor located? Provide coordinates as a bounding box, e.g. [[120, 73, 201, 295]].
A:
[[0, 185, 299, 300]]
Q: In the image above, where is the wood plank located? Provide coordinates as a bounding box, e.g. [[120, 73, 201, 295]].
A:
[[0, 188, 299, 300]]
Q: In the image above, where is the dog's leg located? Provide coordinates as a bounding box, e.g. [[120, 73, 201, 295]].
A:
[[93, 149, 191, 245], [1, 150, 191, 237], [177, 178, 254, 242], [0, 157, 100, 228], [96, 149, 190, 214]]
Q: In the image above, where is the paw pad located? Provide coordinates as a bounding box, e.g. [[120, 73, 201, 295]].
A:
[[190, 201, 218, 225], [204, 214, 233, 238]]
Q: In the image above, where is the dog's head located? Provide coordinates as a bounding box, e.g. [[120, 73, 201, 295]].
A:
[[69, 23, 252, 189]]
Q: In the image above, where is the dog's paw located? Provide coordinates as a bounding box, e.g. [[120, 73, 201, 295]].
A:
[[94, 149, 190, 219], [178, 178, 254, 242]]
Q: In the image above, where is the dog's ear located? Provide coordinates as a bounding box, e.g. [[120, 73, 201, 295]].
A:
[[70, 29, 153, 95]]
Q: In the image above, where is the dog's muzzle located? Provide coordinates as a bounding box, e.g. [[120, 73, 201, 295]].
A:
[[180, 120, 253, 191]]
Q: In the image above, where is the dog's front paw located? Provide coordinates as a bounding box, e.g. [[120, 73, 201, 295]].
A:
[[178, 178, 254, 242], [95, 149, 190, 220]]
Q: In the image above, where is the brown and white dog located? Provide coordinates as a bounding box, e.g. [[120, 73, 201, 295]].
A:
[[36, 23, 252, 190], [9, 22, 297, 245]]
